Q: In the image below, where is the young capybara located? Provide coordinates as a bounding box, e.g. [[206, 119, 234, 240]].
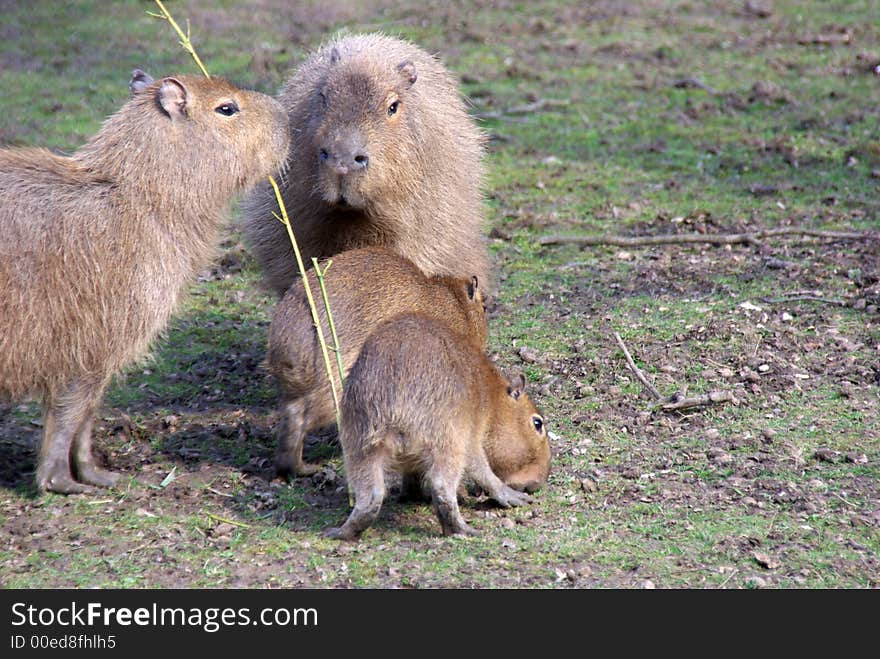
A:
[[0, 74, 290, 493], [266, 246, 488, 479], [239, 32, 490, 297], [324, 314, 551, 540]]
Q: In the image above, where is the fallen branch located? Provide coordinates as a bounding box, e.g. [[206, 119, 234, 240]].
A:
[[204, 512, 250, 528], [612, 332, 662, 401], [654, 390, 739, 412], [761, 294, 847, 306], [540, 227, 878, 247], [476, 98, 570, 120], [672, 77, 718, 95]]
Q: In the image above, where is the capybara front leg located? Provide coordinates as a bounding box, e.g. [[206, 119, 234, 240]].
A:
[[276, 398, 320, 478], [426, 458, 476, 536], [468, 448, 533, 508]]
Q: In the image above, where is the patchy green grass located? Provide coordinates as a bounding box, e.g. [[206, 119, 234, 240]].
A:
[[1, 0, 877, 589]]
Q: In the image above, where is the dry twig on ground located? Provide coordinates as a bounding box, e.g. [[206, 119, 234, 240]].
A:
[[541, 227, 877, 248]]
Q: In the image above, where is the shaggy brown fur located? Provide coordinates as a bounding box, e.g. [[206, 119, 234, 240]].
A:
[[239, 33, 490, 297], [267, 247, 488, 478], [324, 314, 551, 541], [0, 74, 290, 493]]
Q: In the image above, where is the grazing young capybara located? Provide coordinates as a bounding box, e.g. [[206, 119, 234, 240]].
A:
[[266, 246, 488, 479], [0, 74, 290, 493], [324, 314, 551, 541], [239, 32, 490, 297]]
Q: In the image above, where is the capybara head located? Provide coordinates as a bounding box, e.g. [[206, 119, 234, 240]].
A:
[[308, 48, 422, 209], [112, 73, 291, 193], [485, 373, 551, 493]]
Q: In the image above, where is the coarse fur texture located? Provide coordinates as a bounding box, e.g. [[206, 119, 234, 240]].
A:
[[239, 32, 490, 297], [325, 314, 552, 541], [0, 74, 290, 493], [267, 246, 488, 478]]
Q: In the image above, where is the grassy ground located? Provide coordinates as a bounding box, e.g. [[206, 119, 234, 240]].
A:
[[1, 0, 877, 588]]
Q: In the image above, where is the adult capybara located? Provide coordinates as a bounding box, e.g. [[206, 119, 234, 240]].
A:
[[239, 33, 490, 297], [267, 247, 488, 478], [325, 314, 551, 540], [0, 74, 290, 493]]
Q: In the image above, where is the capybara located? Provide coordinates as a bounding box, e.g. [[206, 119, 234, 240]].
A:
[[239, 32, 490, 297], [0, 74, 290, 493], [267, 246, 488, 478], [324, 314, 551, 540]]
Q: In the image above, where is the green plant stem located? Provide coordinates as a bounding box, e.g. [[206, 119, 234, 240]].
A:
[[148, 0, 212, 78], [312, 258, 346, 390], [268, 177, 341, 428]]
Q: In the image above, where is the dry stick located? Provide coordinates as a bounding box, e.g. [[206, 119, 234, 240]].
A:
[[761, 294, 847, 307], [612, 332, 663, 401], [204, 511, 250, 529], [654, 390, 738, 412], [540, 227, 878, 247], [147, 0, 212, 78], [312, 258, 346, 389], [269, 178, 342, 429], [476, 98, 570, 120]]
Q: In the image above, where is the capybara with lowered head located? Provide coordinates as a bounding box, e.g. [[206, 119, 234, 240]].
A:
[[267, 246, 488, 478], [0, 73, 290, 493], [240, 32, 490, 297], [324, 314, 551, 541]]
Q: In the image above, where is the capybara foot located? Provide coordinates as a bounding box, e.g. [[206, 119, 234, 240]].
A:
[[39, 470, 94, 495], [297, 461, 321, 477], [275, 457, 321, 480], [76, 464, 121, 488], [323, 526, 360, 541], [442, 521, 479, 537], [492, 485, 533, 508]]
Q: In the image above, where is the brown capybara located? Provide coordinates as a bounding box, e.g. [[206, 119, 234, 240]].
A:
[[267, 246, 488, 479], [324, 313, 551, 541], [239, 32, 490, 297], [0, 74, 290, 493]]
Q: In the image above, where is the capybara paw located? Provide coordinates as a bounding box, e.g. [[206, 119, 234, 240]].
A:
[[323, 526, 360, 541], [39, 472, 93, 495], [297, 461, 322, 477], [76, 465, 121, 488], [443, 522, 479, 537], [494, 486, 533, 508]]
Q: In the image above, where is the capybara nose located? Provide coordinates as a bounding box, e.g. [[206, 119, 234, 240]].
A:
[[352, 153, 368, 169], [322, 150, 369, 176]]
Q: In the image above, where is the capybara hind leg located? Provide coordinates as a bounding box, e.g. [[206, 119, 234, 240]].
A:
[[468, 448, 533, 508], [275, 399, 320, 478], [72, 414, 121, 488], [325, 453, 386, 541]]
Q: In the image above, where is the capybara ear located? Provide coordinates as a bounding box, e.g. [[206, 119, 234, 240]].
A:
[[467, 275, 479, 301], [507, 373, 526, 400], [397, 60, 417, 86], [330, 47, 341, 64], [129, 69, 155, 97], [157, 78, 189, 120]]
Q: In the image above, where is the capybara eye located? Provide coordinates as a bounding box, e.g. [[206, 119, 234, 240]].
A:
[[387, 100, 400, 117], [215, 102, 239, 116], [319, 149, 329, 161], [532, 416, 544, 433]]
